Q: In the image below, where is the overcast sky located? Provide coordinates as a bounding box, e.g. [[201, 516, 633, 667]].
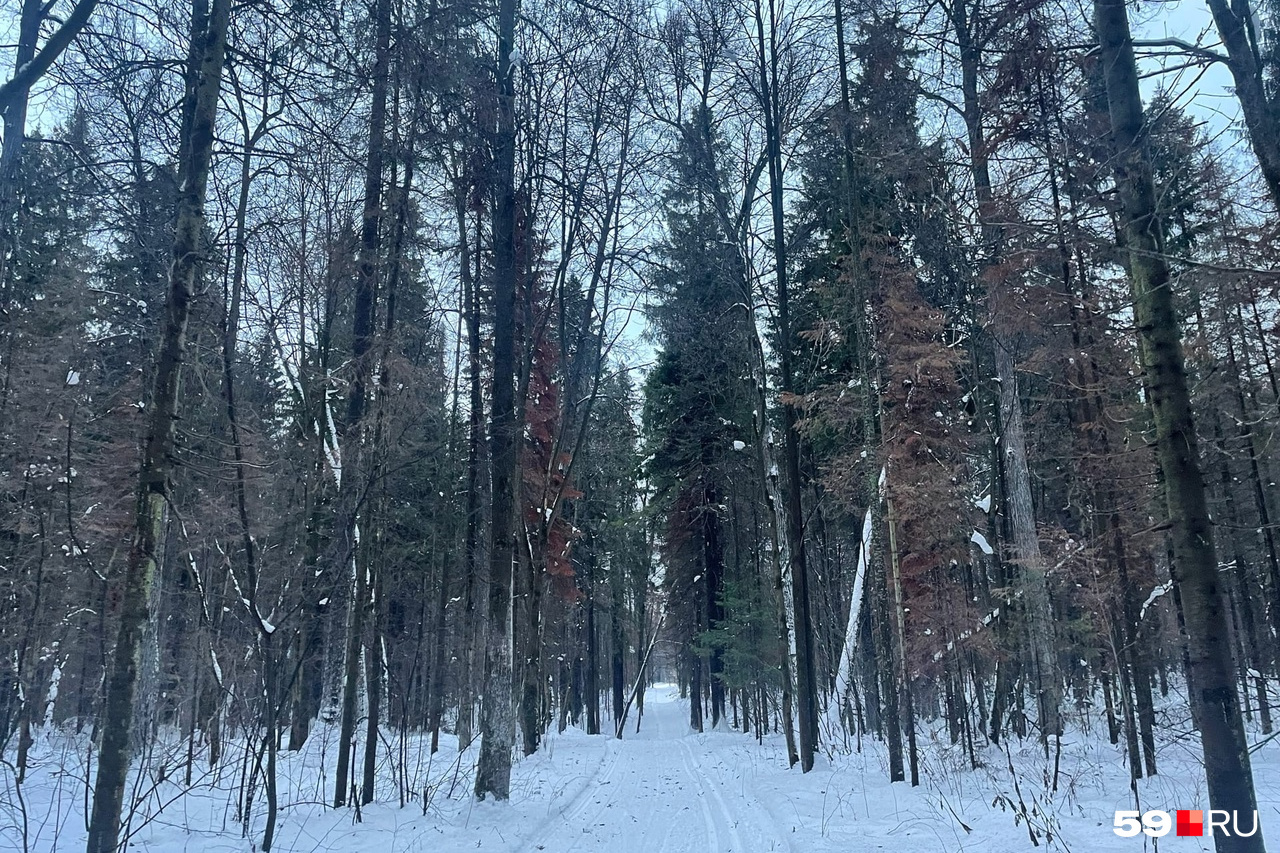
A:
[[1135, 1, 1245, 144]]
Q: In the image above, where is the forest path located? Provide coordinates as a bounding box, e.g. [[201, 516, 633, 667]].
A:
[[520, 687, 794, 852]]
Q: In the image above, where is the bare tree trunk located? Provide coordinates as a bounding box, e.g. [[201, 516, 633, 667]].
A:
[[456, 197, 485, 750], [1223, 306, 1280, 643], [585, 563, 601, 735], [0, 0, 98, 283], [0, 0, 97, 123], [753, 0, 817, 770], [610, 552, 627, 726], [428, 547, 452, 753], [873, 516, 903, 781], [1205, 0, 1280, 212], [361, 557, 384, 805], [993, 341, 1060, 745], [516, 530, 544, 753], [1095, 2, 1265, 848], [474, 0, 518, 799], [85, 0, 230, 849], [333, 0, 390, 808], [704, 480, 726, 727], [885, 498, 918, 786], [221, 81, 284, 848], [290, 335, 334, 751], [0, 0, 39, 324], [951, 0, 1059, 746]]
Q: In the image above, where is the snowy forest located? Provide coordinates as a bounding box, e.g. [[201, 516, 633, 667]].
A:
[[1, 0, 1280, 849]]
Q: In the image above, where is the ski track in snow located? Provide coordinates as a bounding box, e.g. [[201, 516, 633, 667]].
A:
[[522, 733, 624, 850], [525, 689, 783, 852], [678, 731, 777, 853], [11, 684, 1280, 852]]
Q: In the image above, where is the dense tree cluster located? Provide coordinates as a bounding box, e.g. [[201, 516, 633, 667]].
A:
[[0, 0, 1278, 850]]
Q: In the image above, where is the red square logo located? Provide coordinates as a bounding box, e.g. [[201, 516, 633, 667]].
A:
[[1177, 810, 1204, 837]]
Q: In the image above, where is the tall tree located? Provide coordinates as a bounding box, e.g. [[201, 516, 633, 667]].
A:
[[644, 108, 756, 735], [752, 0, 819, 771], [943, 0, 1061, 747], [332, 0, 391, 809], [85, 0, 231, 849], [1094, 0, 1266, 849], [474, 0, 519, 801]]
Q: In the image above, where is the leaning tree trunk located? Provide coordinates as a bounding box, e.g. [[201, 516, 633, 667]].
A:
[[474, 0, 519, 801], [1204, 0, 1280, 213], [1095, 1, 1265, 849], [0, 0, 99, 301], [85, 0, 230, 850]]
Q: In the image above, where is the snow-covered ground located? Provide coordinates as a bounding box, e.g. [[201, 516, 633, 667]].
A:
[[4, 686, 1276, 852]]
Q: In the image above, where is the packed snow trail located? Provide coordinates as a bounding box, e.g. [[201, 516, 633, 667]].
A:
[[522, 688, 792, 852], [14, 683, 1280, 851]]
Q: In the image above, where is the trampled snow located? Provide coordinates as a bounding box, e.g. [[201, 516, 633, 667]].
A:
[[5, 686, 1276, 851]]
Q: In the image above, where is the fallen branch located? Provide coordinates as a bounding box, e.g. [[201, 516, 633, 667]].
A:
[[615, 610, 666, 739]]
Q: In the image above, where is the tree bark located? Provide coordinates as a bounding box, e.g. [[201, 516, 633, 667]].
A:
[[950, 0, 1059, 745], [221, 80, 285, 848], [1205, 0, 1280, 212], [333, 0, 390, 808], [456, 194, 485, 750], [1095, 1, 1265, 848], [85, 0, 230, 849], [586, 562, 601, 735], [610, 566, 626, 726], [885, 498, 918, 786], [704, 481, 726, 727], [0, 0, 98, 117], [994, 340, 1061, 744], [0, 0, 40, 307], [474, 0, 519, 800], [753, 0, 817, 770]]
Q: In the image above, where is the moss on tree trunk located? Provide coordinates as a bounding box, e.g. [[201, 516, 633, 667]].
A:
[[85, 0, 230, 849]]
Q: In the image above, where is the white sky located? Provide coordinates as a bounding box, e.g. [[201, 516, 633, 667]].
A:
[[1135, 2, 1246, 142]]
